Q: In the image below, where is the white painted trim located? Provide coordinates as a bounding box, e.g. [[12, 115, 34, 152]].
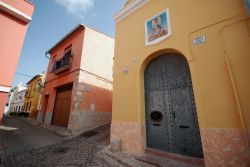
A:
[[0, 1, 31, 23], [0, 86, 11, 93], [113, 0, 149, 23]]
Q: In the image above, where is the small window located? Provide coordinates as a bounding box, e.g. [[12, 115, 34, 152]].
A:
[[64, 49, 71, 58], [64, 45, 72, 57]]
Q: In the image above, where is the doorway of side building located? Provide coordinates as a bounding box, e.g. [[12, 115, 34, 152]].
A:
[[144, 53, 203, 158], [52, 85, 73, 127], [42, 95, 49, 122]]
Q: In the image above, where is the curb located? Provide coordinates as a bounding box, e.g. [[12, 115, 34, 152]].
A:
[[99, 147, 155, 167]]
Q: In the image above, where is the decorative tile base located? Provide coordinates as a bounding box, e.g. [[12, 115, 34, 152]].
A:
[[111, 122, 250, 166], [200, 128, 249, 167], [110, 121, 145, 155]]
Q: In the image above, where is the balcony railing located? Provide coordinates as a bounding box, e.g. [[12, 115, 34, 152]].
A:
[[52, 54, 72, 74]]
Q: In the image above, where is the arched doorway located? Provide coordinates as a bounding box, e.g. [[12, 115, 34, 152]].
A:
[[144, 53, 203, 158]]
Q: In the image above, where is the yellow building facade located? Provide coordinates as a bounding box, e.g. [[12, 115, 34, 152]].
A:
[[24, 74, 44, 118], [111, 0, 250, 166]]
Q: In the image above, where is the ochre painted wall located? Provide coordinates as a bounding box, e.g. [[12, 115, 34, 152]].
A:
[[113, 0, 249, 130], [24, 76, 43, 118], [112, 0, 250, 166]]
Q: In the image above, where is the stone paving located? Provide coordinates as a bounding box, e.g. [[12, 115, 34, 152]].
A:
[[0, 117, 65, 155], [3, 138, 111, 167], [0, 116, 203, 167], [0, 116, 114, 167]]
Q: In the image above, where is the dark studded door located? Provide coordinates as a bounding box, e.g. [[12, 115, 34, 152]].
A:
[[144, 54, 203, 158]]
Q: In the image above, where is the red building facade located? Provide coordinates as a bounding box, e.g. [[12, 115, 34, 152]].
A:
[[0, 0, 34, 122], [38, 25, 114, 135]]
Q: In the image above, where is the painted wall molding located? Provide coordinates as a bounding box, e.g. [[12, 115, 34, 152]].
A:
[[0, 0, 31, 23], [0, 85, 11, 93], [113, 0, 149, 23]]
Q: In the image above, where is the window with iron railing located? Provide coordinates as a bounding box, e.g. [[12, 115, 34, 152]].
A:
[[52, 49, 72, 74]]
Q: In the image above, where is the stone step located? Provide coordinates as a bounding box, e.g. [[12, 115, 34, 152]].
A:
[[144, 148, 205, 167], [136, 154, 201, 167], [100, 147, 155, 167], [135, 148, 205, 167]]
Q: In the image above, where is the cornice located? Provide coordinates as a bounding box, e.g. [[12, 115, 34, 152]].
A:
[[0, 85, 11, 93], [113, 0, 149, 23], [0, 0, 32, 23]]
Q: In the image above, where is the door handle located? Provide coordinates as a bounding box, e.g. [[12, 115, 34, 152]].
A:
[[179, 125, 190, 129]]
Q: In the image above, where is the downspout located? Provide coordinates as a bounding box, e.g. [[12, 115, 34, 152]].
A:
[[37, 94, 42, 111], [45, 53, 50, 59]]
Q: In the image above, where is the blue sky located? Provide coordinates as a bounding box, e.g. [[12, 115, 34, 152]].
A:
[[13, 0, 124, 86]]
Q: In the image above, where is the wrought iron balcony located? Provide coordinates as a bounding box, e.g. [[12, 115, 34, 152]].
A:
[[52, 54, 72, 74]]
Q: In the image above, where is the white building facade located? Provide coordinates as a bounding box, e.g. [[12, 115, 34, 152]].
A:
[[9, 83, 27, 113]]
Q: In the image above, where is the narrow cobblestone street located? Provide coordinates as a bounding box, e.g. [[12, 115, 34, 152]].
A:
[[0, 116, 113, 167]]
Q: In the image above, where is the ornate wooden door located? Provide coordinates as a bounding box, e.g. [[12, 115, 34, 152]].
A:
[[144, 54, 203, 158]]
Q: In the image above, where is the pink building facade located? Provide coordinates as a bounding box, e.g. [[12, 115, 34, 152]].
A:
[[0, 0, 34, 122]]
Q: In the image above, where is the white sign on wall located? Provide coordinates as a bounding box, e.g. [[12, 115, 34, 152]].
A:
[[122, 67, 129, 74], [193, 36, 206, 46]]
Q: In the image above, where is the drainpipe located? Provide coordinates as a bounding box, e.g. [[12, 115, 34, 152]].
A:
[[45, 53, 50, 59], [37, 94, 42, 111]]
